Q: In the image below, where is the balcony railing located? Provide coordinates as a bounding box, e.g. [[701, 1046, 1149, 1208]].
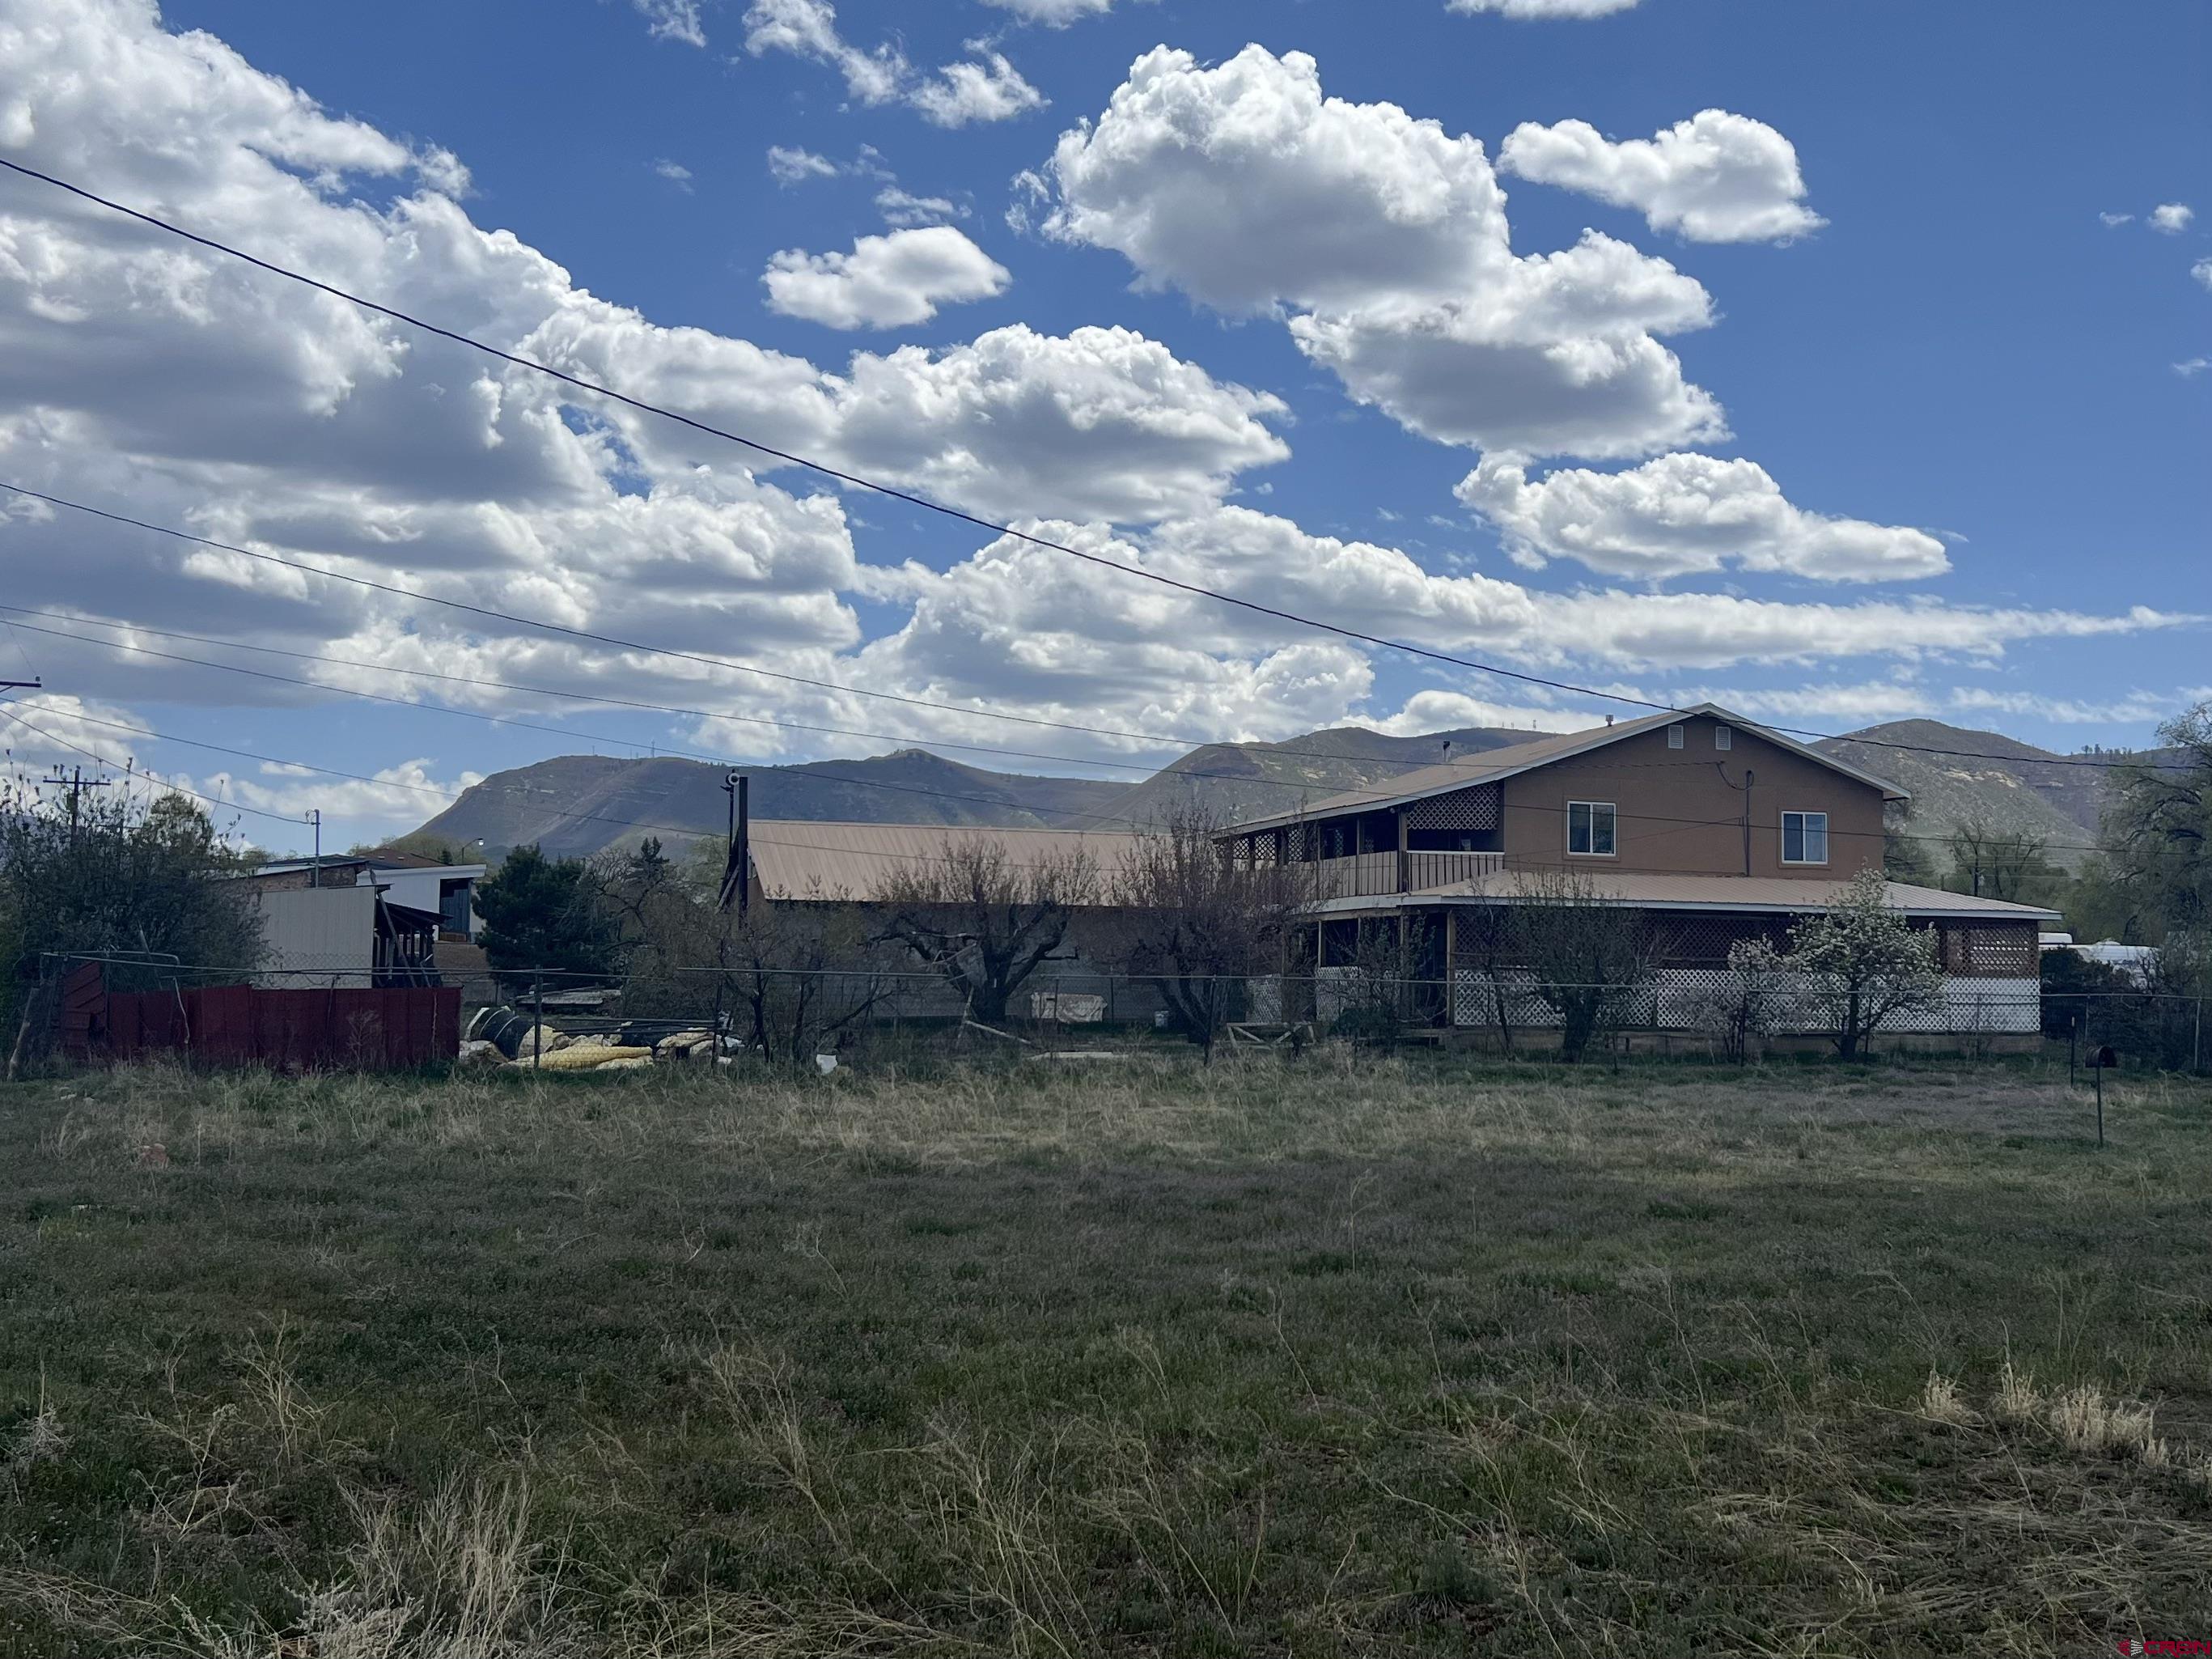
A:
[[1307, 850, 1505, 899]]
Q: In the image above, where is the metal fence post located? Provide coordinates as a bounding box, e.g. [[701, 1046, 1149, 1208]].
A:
[[532, 970, 544, 1070]]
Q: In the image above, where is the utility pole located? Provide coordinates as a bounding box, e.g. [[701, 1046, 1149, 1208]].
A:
[[41, 765, 113, 843], [305, 808, 323, 881], [0, 677, 37, 692], [717, 771, 750, 916]]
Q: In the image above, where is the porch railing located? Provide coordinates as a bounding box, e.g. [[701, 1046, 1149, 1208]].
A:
[[1308, 849, 1505, 899]]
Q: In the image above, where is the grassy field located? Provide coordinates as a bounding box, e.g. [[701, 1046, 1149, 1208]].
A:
[[2, 1052, 2210, 1656]]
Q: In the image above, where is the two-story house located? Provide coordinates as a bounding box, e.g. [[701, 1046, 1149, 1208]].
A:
[[1216, 703, 2057, 1044]]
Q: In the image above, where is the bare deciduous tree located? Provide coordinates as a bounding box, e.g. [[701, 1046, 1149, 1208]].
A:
[[876, 838, 1098, 1027], [2100, 702, 2211, 942], [1506, 869, 1654, 1063], [711, 886, 894, 1067], [1113, 803, 1306, 1058], [1943, 816, 2062, 906]]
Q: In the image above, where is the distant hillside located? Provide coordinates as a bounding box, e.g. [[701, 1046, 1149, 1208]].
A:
[[1091, 724, 1547, 826], [1813, 719, 2131, 870], [407, 715, 2168, 869], [412, 749, 1125, 861]]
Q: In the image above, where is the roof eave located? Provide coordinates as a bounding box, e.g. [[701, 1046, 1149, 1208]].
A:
[[1226, 704, 1909, 835]]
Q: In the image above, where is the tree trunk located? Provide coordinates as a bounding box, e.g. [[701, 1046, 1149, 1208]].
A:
[[6, 978, 55, 1082]]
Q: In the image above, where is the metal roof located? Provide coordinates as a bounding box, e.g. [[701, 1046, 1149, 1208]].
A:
[[1231, 702, 1909, 834], [1311, 868, 2061, 922], [748, 821, 1142, 903]]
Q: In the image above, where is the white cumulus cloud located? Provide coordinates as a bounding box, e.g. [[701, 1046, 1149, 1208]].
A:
[[911, 53, 1049, 127], [1041, 44, 1725, 461], [1456, 454, 1950, 583], [1448, 0, 1642, 16], [875, 188, 965, 227], [767, 144, 840, 185], [2151, 202, 2194, 234], [0, 0, 2189, 810], [632, 0, 706, 46], [1499, 110, 1824, 244], [978, 0, 1125, 23], [742, 0, 1045, 125], [763, 227, 1012, 329]]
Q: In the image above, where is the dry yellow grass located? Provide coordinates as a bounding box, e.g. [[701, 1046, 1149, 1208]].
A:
[[2, 1050, 2209, 1655]]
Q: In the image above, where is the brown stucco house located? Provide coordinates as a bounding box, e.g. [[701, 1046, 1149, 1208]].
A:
[[1217, 702, 2057, 1044]]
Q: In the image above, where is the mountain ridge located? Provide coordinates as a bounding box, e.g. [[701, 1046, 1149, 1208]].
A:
[[409, 717, 2153, 868]]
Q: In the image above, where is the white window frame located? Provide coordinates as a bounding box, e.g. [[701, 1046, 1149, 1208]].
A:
[[1714, 725, 1732, 751], [1782, 810, 1829, 866], [1667, 723, 1684, 749], [1567, 800, 1617, 858]]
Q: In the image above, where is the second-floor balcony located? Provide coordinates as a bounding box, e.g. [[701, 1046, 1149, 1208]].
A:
[[1307, 850, 1505, 900]]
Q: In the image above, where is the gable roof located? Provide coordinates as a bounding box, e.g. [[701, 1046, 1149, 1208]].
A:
[[1227, 704, 1907, 834]]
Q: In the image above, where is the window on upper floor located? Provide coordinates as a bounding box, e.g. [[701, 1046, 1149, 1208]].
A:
[[1568, 801, 1617, 857], [1782, 810, 1829, 865], [1714, 726, 1732, 751], [1667, 723, 1684, 749]]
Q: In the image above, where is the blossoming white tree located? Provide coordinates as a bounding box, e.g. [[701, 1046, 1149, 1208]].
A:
[[1784, 868, 1945, 1060]]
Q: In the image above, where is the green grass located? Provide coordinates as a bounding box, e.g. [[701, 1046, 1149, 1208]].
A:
[[2, 1052, 2210, 1654]]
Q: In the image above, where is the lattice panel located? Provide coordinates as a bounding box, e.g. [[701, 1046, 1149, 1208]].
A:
[[1405, 784, 1501, 832], [1939, 923, 2038, 978], [1651, 914, 1788, 966]]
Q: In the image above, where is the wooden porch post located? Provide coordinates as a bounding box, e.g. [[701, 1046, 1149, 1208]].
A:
[[1396, 907, 1409, 1023], [1443, 907, 1457, 1028], [1397, 811, 1410, 894]]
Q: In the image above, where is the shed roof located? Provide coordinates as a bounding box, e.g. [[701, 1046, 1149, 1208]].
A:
[[1231, 704, 1908, 834], [748, 821, 1142, 902]]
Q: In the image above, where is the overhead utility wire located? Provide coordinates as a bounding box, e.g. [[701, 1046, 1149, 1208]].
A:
[[0, 486, 2185, 783], [0, 482, 1203, 752], [0, 610, 2125, 858], [9, 605, 2035, 828], [0, 703, 966, 866], [4, 694, 2118, 867], [0, 156, 1681, 717], [0, 157, 2182, 779], [1, 708, 310, 830]]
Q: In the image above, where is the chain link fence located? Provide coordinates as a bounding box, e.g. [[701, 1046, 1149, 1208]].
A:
[[22, 952, 2208, 1073]]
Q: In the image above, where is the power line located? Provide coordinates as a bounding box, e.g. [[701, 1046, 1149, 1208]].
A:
[[0, 609, 2132, 859], [0, 481, 1211, 752], [0, 488, 2189, 787], [0, 606, 1786, 817], [1, 695, 2121, 868], [0, 707, 304, 829], [0, 156, 1693, 719], [4, 155, 2184, 776]]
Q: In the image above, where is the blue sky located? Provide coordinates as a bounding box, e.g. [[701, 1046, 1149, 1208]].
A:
[[0, 0, 2206, 852]]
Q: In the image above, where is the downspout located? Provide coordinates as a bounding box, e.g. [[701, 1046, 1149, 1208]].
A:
[[1743, 767, 1754, 876]]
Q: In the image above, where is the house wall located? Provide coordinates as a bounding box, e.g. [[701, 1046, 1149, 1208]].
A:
[[1498, 713, 1888, 880], [362, 866, 481, 937], [251, 863, 371, 893], [248, 886, 378, 989]]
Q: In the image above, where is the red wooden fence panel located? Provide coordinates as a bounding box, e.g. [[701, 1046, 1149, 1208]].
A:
[[74, 976, 460, 1071]]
